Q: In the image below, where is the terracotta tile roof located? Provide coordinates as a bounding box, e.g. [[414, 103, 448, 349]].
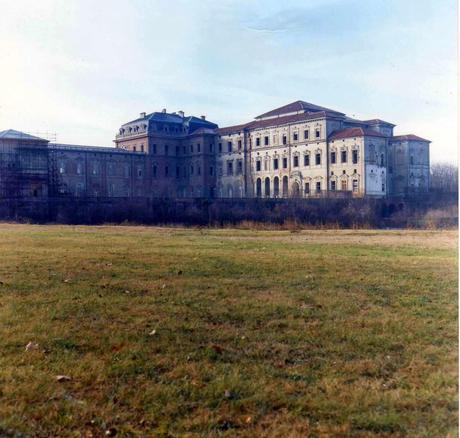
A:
[[217, 122, 253, 136], [255, 100, 345, 119], [329, 127, 387, 141], [363, 119, 396, 127], [390, 134, 430, 142], [218, 110, 340, 135]]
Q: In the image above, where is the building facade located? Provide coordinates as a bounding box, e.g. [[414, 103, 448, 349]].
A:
[[0, 100, 430, 200]]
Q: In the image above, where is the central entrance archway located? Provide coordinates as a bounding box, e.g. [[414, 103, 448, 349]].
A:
[[292, 181, 300, 197]]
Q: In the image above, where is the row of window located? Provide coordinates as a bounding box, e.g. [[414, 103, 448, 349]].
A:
[[254, 129, 321, 147], [152, 164, 214, 179]]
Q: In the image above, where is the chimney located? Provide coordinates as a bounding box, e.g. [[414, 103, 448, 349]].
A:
[[140, 112, 146, 118], [200, 115, 206, 120], [162, 108, 167, 113], [178, 110, 184, 118]]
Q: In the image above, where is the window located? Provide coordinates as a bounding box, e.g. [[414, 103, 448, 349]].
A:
[[228, 142, 232, 152], [237, 160, 243, 174], [331, 181, 336, 191], [198, 166, 201, 176], [282, 135, 287, 145], [352, 180, 358, 192], [256, 160, 261, 171], [76, 163, 83, 175], [218, 143, 222, 153], [293, 132, 298, 141], [197, 143, 201, 153], [293, 156, 299, 167], [341, 180, 347, 191], [152, 144, 157, 154], [133, 146, 137, 152], [59, 161, 65, 174], [209, 143, 214, 153], [304, 130, 309, 140], [256, 138, 260, 147], [274, 158, 279, 170], [190, 145, 194, 154], [305, 182, 310, 194], [165, 145, 169, 155], [304, 155, 310, 166], [389, 166, 393, 174], [316, 181, 321, 192], [137, 167, 143, 178], [140, 144, 144, 152], [341, 150, 347, 163], [227, 161, 233, 175], [382, 183, 385, 192], [190, 165, 194, 175], [331, 152, 336, 164], [176, 146, 179, 156], [209, 166, 214, 176], [315, 153, 321, 165], [165, 165, 169, 177], [315, 128, 320, 138], [410, 156, 414, 165], [283, 157, 288, 169], [264, 136, 269, 146], [92, 163, 99, 175], [380, 153, 384, 166], [238, 140, 242, 150], [347, 150, 355, 165], [176, 166, 180, 178]]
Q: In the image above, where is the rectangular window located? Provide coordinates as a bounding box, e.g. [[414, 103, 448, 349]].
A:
[[283, 157, 288, 169], [293, 156, 299, 167], [352, 179, 358, 192], [316, 181, 321, 192], [315, 153, 321, 165], [304, 155, 310, 166], [228, 142, 232, 152], [165, 165, 169, 177], [190, 165, 194, 175], [256, 138, 260, 147], [331, 152, 336, 164], [256, 160, 261, 171], [282, 135, 287, 145], [152, 144, 157, 154], [331, 181, 336, 191], [227, 161, 233, 175], [237, 160, 243, 174], [238, 140, 242, 150], [352, 150, 358, 164], [341, 150, 347, 163], [218, 143, 222, 153], [76, 163, 83, 175], [190, 145, 194, 153], [382, 183, 385, 192], [293, 132, 298, 141], [209, 143, 214, 153], [152, 165, 157, 178], [305, 182, 310, 194], [198, 166, 201, 176], [209, 166, 214, 176], [304, 130, 309, 140], [140, 144, 144, 152], [197, 143, 201, 153], [264, 136, 269, 146], [274, 158, 279, 170], [315, 128, 320, 138], [176, 166, 180, 178], [341, 180, 347, 191], [165, 145, 169, 155]]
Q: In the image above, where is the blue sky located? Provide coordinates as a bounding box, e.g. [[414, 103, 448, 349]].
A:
[[0, 0, 457, 163]]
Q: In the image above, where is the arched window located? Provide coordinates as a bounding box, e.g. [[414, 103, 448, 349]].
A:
[[256, 178, 262, 197], [292, 182, 300, 197], [282, 176, 288, 197], [264, 177, 270, 197], [274, 177, 280, 197]]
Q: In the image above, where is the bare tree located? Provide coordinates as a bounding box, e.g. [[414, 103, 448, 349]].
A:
[[430, 163, 458, 194]]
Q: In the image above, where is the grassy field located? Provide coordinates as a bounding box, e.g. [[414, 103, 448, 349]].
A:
[[0, 224, 457, 437]]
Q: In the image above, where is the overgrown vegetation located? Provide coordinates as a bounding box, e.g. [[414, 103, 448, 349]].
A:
[[0, 225, 457, 437]]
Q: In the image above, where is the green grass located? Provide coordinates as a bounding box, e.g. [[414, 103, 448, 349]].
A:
[[0, 225, 457, 437]]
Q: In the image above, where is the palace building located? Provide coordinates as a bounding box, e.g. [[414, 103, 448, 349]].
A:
[[0, 100, 430, 200]]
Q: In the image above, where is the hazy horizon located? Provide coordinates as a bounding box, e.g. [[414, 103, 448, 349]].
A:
[[0, 0, 457, 164]]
